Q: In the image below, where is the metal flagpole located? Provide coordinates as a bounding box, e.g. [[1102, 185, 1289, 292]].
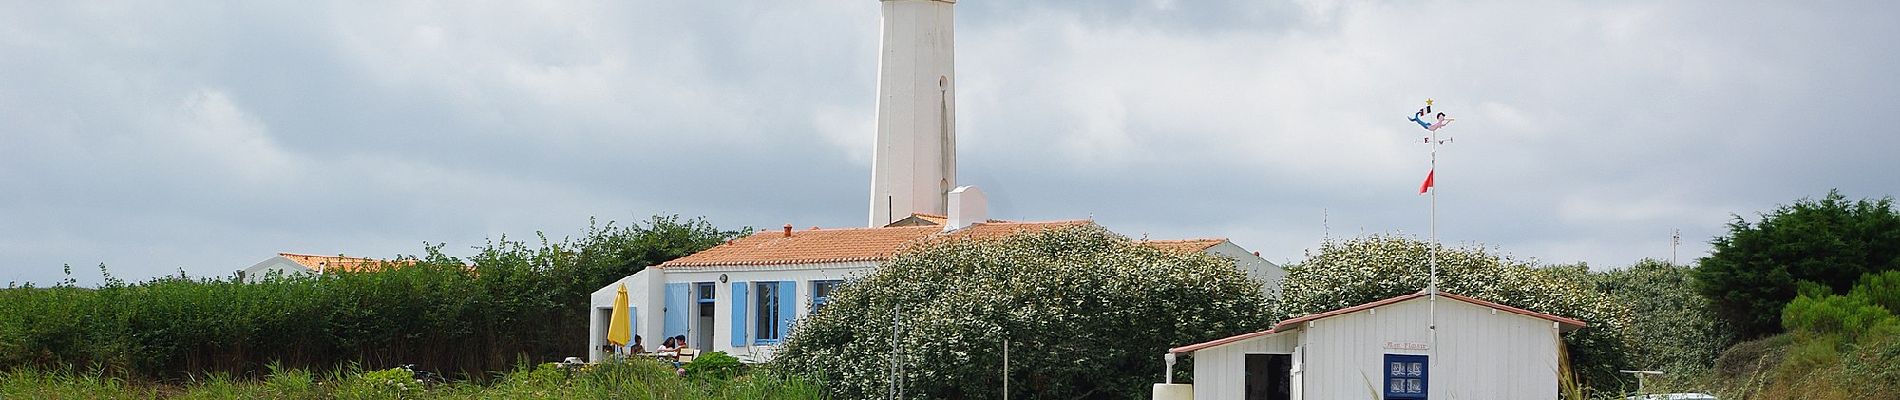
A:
[[889, 304, 900, 400], [1428, 101, 1438, 389], [1418, 97, 1454, 396]]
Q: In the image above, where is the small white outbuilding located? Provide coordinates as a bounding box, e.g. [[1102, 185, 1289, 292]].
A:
[[1167, 291, 1586, 400]]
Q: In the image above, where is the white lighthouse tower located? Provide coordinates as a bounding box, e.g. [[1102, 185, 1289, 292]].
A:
[[867, 0, 958, 227]]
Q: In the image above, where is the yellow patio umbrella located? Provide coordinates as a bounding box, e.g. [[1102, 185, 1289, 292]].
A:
[[607, 283, 632, 349]]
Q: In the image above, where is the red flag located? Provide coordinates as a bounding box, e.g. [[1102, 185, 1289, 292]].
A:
[[1419, 169, 1435, 195]]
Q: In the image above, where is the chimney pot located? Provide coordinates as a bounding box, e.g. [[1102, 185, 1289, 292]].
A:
[[1253, 251, 1260, 256], [783, 224, 793, 237]]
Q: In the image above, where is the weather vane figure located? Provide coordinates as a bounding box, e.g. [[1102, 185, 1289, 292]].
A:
[[1408, 98, 1456, 132]]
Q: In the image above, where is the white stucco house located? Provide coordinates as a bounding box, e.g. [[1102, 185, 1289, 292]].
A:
[[588, 213, 1069, 362], [1165, 291, 1587, 400], [237, 252, 389, 282], [586, 210, 1284, 363]]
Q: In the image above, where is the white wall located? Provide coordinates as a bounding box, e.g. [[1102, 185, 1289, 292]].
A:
[[587, 261, 878, 363], [1299, 297, 1565, 400], [587, 269, 665, 362], [239, 256, 313, 283], [1203, 241, 1284, 293], [1190, 331, 1300, 400]]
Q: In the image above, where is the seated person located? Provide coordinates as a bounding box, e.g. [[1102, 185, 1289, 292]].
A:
[[629, 335, 646, 354], [657, 336, 678, 352]]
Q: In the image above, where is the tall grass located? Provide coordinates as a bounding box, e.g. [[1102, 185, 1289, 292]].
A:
[[0, 358, 823, 400], [0, 368, 152, 400]]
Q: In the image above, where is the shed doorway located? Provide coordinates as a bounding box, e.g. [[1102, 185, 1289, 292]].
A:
[[1244, 353, 1292, 400]]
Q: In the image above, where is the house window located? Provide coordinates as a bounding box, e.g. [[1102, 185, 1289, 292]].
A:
[[755, 282, 781, 342], [1384, 354, 1428, 399], [811, 280, 843, 312], [696, 282, 716, 303]]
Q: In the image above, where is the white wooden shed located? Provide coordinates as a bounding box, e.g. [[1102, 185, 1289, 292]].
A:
[[1167, 291, 1586, 400]]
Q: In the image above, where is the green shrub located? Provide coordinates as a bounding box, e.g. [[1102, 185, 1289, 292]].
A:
[[775, 225, 1272, 399], [1696, 271, 1900, 399], [262, 362, 318, 399], [0, 215, 744, 380], [506, 362, 570, 388], [1781, 294, 1895, 344], [1772, 333, 1842, 382], [685, 351, 743, 381], [333, 367, 423, 399], [1593, 259, 1731, 376], [1850, 270, 1900, 312], [1782, 270, 1900, 344], [1710, 333, 1791, 380]]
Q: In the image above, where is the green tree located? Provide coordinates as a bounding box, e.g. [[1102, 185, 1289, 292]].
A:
[[1592, 259, 1731, 379], [1279, 234, 1634, 395], [773, 225, 1272, 399], [1694, 190, 1900, 339]]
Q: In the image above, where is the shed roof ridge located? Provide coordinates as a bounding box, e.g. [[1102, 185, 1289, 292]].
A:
[[1169, 290, 1588, 354]]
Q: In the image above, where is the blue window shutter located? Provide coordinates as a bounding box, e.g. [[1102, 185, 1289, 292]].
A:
[[664, 283, 690, 339], [776, 281, 797, 341], [730, 282, 749, 347]]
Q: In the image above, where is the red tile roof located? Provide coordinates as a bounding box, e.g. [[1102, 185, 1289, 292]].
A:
[[911, 213, 948, 225], [656, 220, 1092, 269], [1141, 238, 1227, 253], [277, 252, 394, 273], [1169, 291, 1587, 354]]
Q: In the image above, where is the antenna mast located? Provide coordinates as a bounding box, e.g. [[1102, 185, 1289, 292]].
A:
[[1672, 229, 1681, 265]]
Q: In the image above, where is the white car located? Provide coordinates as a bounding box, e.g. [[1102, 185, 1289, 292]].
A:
[[1626, 394, 1716, 400]]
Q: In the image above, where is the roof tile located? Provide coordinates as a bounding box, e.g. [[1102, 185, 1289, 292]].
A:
[[1141, 238, 1228, 253], [277, 252, 392, 273], [657, 220, 1090, 269]]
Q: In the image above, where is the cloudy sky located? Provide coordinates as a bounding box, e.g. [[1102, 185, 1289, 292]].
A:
[[4, 1, 1897, 286]]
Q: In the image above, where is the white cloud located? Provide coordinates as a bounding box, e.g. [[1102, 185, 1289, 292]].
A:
[[168, 89, 295, 182], [812, 104, 876, 165], [4, 1, 1900, 284]]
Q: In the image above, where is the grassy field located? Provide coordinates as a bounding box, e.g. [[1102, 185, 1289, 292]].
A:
[[0, 358, 823, 400]]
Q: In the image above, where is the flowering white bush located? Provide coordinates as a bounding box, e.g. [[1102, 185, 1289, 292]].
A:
[[774, 225, 1272, 399], [1279, 234, 1636, 394]]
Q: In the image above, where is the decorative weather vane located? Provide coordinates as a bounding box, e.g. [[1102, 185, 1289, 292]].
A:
[[1407, 97, 1457, 384], [1409, 98, 1455, 292], [1409, 98, 1457, 134]]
